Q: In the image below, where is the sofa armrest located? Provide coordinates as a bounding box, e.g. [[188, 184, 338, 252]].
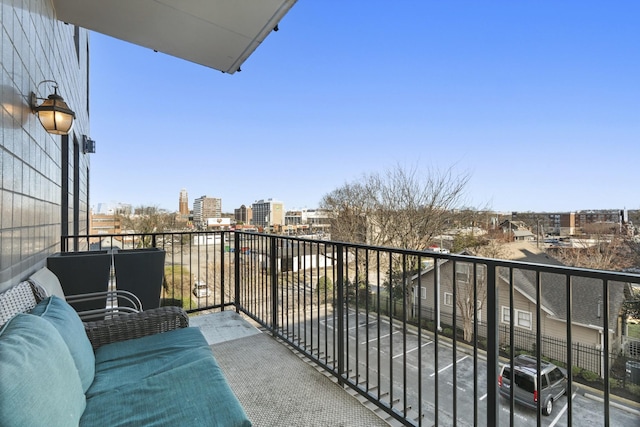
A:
[[84, 306, 189, 350]]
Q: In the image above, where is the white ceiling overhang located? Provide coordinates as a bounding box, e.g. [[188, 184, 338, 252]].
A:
[[52, 0, 297, 74]]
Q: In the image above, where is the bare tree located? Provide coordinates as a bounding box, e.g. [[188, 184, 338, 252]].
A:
[[321, 163, 471, 317], [320, 181, 372, 244], [454, 262, 487, 342], [118, 205, 173, 246], [548, 234, 630, 271], [321, 164, 470, 252]]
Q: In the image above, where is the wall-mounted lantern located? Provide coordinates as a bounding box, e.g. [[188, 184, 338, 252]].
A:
[[30, 80, 75, 135]]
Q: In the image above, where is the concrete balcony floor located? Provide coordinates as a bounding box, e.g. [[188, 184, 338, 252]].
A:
[[190, 311, 394, 427]]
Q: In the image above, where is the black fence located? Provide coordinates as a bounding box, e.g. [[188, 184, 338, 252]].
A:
[[401, 301, 612, 376], [63, 231, 640, 426]]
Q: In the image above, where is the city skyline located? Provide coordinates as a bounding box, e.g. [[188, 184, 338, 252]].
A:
[[93, 193, 637, 218], [89, 1, 639, 213]]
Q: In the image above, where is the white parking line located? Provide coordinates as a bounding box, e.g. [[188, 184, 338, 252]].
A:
[[348, 320, 377, 331], [549, 392, 577, 427], [361, 330, 401, 344], [392, 342, 433, 359], [430, 355, 469, 377], [500, 406, 529, 422]]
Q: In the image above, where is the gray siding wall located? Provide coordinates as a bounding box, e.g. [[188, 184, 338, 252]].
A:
[[0, 0, 90, 290], [414, 263, 605, 345]]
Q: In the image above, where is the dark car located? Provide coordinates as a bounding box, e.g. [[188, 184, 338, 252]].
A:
[[498, 355, 567, 415]]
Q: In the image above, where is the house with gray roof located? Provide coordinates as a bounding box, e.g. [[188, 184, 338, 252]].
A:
[[411, 248, 630, 376]]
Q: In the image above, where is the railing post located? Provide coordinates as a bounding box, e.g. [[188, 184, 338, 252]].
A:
[[234, 232, 241, 313], [603, 279, 610, 427], [336, 244, 345, 386], [270, 236, 278, 332], [220, 232, 225, 310], [486, 262, 499, 426]]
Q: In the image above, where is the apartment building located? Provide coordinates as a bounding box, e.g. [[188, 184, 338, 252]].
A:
[[252, 199, 284, 229], [90, 214, 122, 235], [511, 211, 628, 236], [234, 205, 253, 225], [285, 209, 331, 234], [193, 196, 222, 226]]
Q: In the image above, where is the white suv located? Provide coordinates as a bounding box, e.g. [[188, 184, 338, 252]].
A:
[[192, 281, 211, 298]]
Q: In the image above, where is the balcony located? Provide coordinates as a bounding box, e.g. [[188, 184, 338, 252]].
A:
[[62, 231, 640, 426]]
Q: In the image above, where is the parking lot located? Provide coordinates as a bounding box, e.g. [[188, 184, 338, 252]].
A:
[[312, 310, 640, 426]]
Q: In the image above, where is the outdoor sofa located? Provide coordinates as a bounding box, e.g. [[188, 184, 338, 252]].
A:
[[0, 268, 251, 427]]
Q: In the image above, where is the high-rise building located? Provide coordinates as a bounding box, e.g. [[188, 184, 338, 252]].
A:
[[193, 196, 222, 225], [252, 199, 284, 229], [234, 205, 253, 224], [179, 189, 189, 215]]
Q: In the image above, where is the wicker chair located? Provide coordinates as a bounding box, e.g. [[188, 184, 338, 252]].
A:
[[0, 267, 190, 350], [83, 305, 188, 350]]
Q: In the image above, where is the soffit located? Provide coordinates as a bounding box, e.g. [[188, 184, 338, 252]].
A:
[[52, 0, 297, 74]]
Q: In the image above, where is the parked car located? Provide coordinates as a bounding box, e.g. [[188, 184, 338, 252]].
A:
[[192, 281, 211, 298], [498, 355, 567, 415]]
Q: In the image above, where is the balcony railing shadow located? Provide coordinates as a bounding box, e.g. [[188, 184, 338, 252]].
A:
[[190, 310, 393, 426], [62, 231, 640, 426]]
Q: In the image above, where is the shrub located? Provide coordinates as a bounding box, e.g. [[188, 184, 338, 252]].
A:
[[423, 321, 435, 331], [581, 369, 600, 382], [571, 366, 583, 378], [627, 383, 640, 396]]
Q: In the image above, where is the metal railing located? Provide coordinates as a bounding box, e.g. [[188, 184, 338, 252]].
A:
[[62, 231, 640, 426]]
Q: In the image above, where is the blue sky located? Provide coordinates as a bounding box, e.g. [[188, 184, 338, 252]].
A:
[[89, 1, 639, 214]]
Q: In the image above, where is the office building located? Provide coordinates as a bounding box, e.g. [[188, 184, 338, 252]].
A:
[[252, 199, 284, 229], [193, 196, 222, 225]]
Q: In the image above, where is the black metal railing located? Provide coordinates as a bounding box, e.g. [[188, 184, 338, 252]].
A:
[[62, 231, 640, 426]]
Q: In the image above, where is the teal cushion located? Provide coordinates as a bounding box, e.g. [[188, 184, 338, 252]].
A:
[[82, 327, 251, 427], [0, 313, 86, 426], [31, 296, 95, 392]]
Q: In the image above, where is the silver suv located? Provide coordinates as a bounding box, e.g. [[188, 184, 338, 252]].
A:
[[498, 355, 567, 415]]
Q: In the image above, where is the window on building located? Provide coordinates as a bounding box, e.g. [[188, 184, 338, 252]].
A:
[[501, 306, 532, 330], [517, 310, 532, 329], [456, 263, 471, 284], [444, 292, 453, 306], [420, 286, 426, 299]]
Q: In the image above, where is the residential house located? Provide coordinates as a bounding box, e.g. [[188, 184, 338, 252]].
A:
[[512, 229, 536, 241], [411, 242, 629, 375]]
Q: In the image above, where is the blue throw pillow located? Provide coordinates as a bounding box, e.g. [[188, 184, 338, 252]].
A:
[[0, 313, 86, 426], [31, 296, 96, 392]]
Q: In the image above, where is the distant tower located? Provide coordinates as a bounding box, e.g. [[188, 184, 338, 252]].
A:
[[179, 189, 189, 215]]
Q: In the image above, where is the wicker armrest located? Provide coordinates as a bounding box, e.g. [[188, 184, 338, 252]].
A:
[[84, 306, 189, 350]]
